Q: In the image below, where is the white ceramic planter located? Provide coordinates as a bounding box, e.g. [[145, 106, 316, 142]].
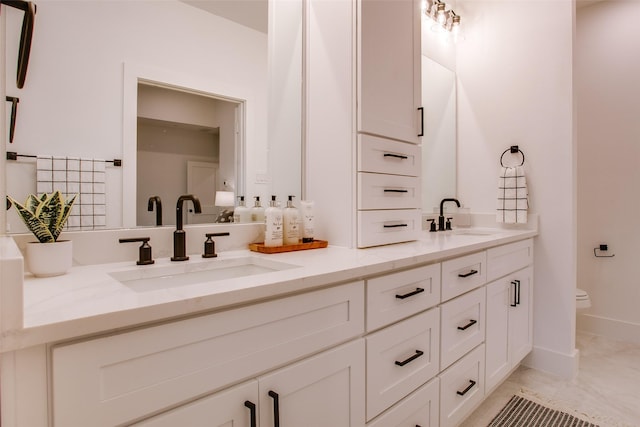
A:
[[26, 240, 73, 277]]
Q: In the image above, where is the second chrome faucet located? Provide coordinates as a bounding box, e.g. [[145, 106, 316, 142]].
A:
[[172, 194, 202, 261]]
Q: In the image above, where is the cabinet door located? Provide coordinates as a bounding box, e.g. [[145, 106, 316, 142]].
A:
[[358, 0, 422, 144], [510, 267, 533, 365], [485, 267, 533, 393], [259, 340, 365, 427], [133, 380, 258, 427], [485, 280, 510, 393]]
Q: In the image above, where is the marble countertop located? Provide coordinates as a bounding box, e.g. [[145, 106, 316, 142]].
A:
[[1, 227, 537, 352]]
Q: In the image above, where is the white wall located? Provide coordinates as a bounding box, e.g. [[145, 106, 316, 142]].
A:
[[4, 0, 267, 230], [457, 0, 577, 377], [576, 1, 640, 343]]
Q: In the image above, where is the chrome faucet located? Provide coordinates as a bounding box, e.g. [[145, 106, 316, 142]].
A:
[[439, 198, 460, 231], [147, 196, 162, 226], [172, 194, 202, 261]]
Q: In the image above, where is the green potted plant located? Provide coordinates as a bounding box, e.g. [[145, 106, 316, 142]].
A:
[[7, 191, 77, 277]]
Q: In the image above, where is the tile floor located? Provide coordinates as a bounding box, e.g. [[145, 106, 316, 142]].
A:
[[460, 332, 640, 427]]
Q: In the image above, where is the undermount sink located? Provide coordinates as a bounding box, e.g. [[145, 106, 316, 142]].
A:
[[109, 256, 300, 292], [452, 228, 500, 236]]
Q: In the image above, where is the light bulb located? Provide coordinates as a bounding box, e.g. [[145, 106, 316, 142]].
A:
[[436, 3, 446, 26]]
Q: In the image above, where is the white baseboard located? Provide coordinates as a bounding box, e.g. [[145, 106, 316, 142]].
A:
[[577, 313, 640, 344], [522, 346, 579, 380]]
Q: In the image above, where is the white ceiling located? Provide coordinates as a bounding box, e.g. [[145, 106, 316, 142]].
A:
[[180, 0, 268, 33]]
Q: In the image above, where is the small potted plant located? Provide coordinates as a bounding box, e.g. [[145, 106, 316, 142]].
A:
[[7, 190, 77, 277]]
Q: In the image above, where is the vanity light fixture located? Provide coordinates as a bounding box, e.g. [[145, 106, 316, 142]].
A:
[[424, 0, 462, 37]]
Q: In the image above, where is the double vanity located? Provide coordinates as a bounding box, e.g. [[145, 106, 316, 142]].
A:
[[0, 223, 536, 427]]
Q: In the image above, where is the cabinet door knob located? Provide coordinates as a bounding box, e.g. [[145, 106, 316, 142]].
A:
[[268, 390, 280, 427], [244, 401, 257, 427]]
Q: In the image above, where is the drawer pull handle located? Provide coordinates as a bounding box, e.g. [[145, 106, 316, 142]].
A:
[[395, 350, 424, 366], [384, 189, 409, 193], [458, 269, 478, 278], [396, 287, 425, 300], [384, 153, 408, 160], [384, 223, 408, 228], [456, 379, 477, 396], [515, 279, 521, 305], [268, 390, 280, 427], [418, 106, 424, 137], [457, 319, 477, 331], [244, 401, 257, 427]]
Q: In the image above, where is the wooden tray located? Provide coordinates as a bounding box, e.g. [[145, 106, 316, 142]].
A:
[[249, 240, 328, 254]]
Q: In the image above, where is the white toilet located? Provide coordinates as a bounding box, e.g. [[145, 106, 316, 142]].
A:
[[576, 288, 592, 309]]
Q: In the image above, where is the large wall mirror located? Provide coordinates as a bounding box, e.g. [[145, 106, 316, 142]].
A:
[[4, 0, 302, 232], [421, 17, 458, 214]]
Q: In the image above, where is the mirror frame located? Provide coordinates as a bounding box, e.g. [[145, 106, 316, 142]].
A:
[[122, 62, 250, 228]]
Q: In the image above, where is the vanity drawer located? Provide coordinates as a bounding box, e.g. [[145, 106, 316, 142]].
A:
[[358, 134, 421, 176], [440, 287, 485, 370], [367, 377, 439, 427], [358, 209, 421, 248], [358, 172, 421, 210], [367, 263, 440, 332], [486, 238, 533, 282], [441, 251, 487, 301], [439, 344, 485, 427], [366, 308, 440, 421], [51, 282, 365, 427]]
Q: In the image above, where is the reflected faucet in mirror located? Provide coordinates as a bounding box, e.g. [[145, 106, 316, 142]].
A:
[[172, 194, 202, 262], [147, 196, 162, 226]]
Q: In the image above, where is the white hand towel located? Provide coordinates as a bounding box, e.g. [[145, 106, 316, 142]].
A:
[[497, 165, 528, 224]]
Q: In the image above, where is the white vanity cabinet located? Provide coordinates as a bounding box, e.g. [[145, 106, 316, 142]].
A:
[[356, 0, 423, 248], [484, 240, 534, 393], [485, 266, 534, 392], [51, 282, 365, 427], [357, 0, 422, 143]]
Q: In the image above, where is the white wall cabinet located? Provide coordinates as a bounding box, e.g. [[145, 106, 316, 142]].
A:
[[358, 0, 422, 143], [485, 266, 534, 392]]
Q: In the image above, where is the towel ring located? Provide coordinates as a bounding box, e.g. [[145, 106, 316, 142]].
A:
[[500, 146, 525, 167]]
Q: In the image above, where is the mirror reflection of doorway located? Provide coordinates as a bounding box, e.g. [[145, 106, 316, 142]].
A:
[[136, 83, 240, 227]]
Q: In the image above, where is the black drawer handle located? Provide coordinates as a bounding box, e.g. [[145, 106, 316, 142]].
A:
[[456, 379, 477, 396], [418, 106, 424, 137], [396, 287, 425, 300], [458, 269, 478, 278], [384, 189, 409, 193], [395, 350, 424, 367], [384, 153, 408, 159], [384, 223, 408, 228], [515, 279, 521, 305], [268, 390, 280, 427], [244, 401, 257, 427], [511, 280, 518, 307], [457, 319, 477, 331]]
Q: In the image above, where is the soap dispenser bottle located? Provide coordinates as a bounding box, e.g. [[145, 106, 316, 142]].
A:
[[251, 196, 265, 223], [264, 195, 283, 247], [233, 196, 251, 224], [283, 195, 300, 245]]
